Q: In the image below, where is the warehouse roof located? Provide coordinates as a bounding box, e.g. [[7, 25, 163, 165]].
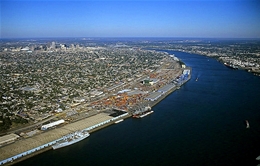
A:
[[158, 84, 175, 93], [0, 133, 20, 145], [145, 92, 162, 101]]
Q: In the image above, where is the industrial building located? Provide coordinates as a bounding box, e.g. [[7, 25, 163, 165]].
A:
[[141, 78, 159, 85], [41, 119, 65, 130], [145, 92, 162, 101], [0, 112, 129, 165], [157, 84, 176, 94], [0, 133, 20, 146]]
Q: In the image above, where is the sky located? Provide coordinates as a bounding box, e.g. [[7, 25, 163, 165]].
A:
[[1, 0, 260, 38]]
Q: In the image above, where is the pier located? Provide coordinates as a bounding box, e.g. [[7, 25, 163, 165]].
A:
[[0, 111, 129, 165], [0, 66, 191, 166], [147, 67, 191, 108]]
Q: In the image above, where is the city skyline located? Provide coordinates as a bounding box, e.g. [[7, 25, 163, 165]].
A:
[[1, 0, 260, 39]]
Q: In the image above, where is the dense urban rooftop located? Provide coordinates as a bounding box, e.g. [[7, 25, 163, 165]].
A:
[[1, 38, 259, 133], [0, 39, 180, 132]]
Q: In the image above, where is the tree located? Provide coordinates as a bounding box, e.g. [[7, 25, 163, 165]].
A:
[[0, 116, 12, 131]]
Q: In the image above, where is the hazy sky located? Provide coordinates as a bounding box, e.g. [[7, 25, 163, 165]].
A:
[[1, 0, 260, 38]]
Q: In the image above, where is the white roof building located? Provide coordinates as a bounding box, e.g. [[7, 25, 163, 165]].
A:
[[41, 119, 65, 130]]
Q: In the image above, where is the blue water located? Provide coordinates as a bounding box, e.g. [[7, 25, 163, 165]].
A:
[[17, 51, 260, 166]]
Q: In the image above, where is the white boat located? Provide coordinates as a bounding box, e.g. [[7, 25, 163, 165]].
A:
[[115, 119, 124, 124], [139, 110, 154, 118], [245, 120, 250, 128], [133, 105, 153, 118], [52, 130, 90, 150]]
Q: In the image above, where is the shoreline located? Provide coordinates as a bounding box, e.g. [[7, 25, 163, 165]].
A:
[[0, 67, 192, 165], [3, 115, 132, 166], [149, 67, 191, 109], [0, 113, 132, 166]]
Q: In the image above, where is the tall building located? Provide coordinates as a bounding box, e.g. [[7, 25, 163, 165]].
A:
[[71, 44, 75, 50], [51, 42, 55, 49]]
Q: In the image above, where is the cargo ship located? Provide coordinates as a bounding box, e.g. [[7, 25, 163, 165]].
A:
[[133, 105, 153, 118], [52, 130, 90, 150]]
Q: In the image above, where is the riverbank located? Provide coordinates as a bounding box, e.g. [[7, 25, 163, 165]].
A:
[[0, 112, 130, 165], [0, 64, 191, 166], [148, 67, 191, 108], [2, 113, 132, 166], [16, 50, 260, 166]]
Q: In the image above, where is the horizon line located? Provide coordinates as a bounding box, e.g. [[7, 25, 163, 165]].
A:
[[1, 36, 260, 40]]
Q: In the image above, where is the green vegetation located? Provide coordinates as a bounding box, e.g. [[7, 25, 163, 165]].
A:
[[0, 116, 12, 132]]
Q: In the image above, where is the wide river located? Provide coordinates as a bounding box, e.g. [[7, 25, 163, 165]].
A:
[[17, 51, 260, 166]]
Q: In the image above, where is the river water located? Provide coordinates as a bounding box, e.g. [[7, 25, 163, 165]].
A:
[[17, 51, 260, 166]]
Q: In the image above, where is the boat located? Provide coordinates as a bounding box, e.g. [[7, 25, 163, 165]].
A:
[[52, 130, 90, 150], [196, 77, 198, 81], [115, 119, 124, 124], [133, 105, 153, 118], [245, 120, 250, 128], [138, 110, 154, 118]]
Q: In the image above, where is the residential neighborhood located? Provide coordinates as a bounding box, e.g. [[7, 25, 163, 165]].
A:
[[0, 39, 182, 132]]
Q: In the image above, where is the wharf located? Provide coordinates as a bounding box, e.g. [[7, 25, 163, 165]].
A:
[[129, 67, 191, 113], [149, 67, 191, 108], [1, 67, 191, 166], [149, 86, 178, 108], [0, 112, 130, 165]]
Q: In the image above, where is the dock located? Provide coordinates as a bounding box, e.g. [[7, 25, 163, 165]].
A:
[[0, 112, 130, 165], [0, 66, 191, 166]]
